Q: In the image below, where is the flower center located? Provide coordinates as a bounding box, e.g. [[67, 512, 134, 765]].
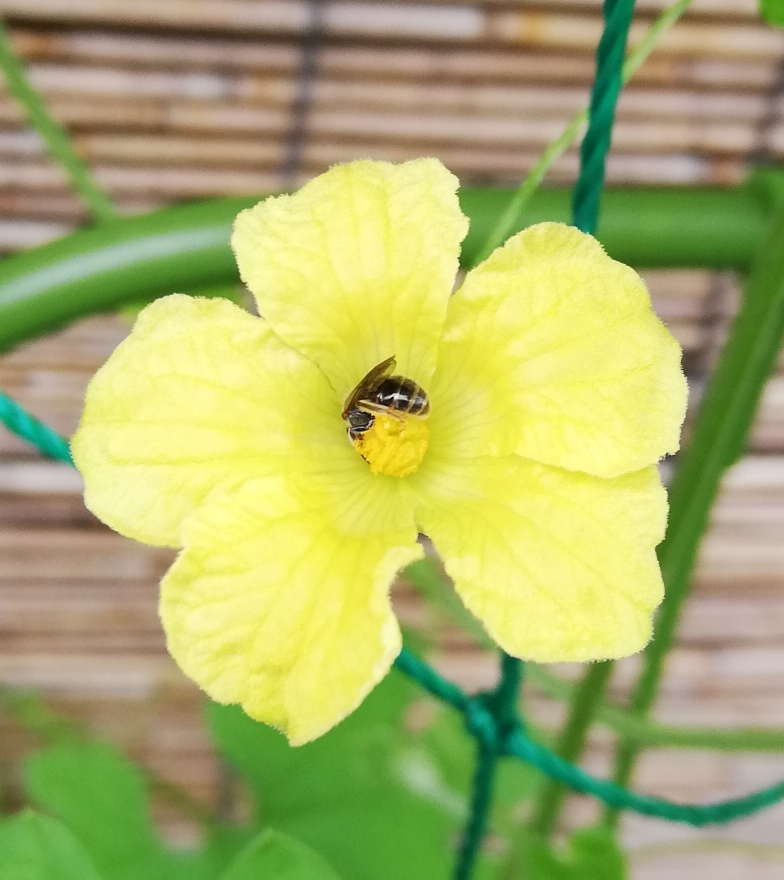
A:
[[349, 411, 429, 477]]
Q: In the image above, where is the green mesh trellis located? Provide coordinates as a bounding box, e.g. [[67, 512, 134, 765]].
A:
[[0, 395, 73, 465], [3, 2, 784, 879]]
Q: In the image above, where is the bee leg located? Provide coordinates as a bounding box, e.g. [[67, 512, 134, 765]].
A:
[[356, 400, 407, 422]]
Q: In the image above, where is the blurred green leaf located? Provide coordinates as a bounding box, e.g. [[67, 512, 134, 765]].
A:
[[501, 826, 626, 880], [220, 830, 343, 880], [24, 742, 161, 873], [493, 757, 541, 835], [185, 826, 259, 880], [760, 0, 784, 25], [567, 828, 626, 879], [208, 675, 459, 880], [23, 741, 244, 880], [0, 811, 104, 880], [208, 674, 414, 815], [405, 705, 473, 806]]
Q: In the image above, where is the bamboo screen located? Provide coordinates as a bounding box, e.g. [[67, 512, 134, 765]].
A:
[[1, 2, 784, 879]]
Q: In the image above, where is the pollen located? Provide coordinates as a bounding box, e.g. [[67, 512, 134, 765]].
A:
[[352, 413, 429, 477]]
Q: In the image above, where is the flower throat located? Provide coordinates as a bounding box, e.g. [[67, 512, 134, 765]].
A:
[[341, 356, 430, 477]]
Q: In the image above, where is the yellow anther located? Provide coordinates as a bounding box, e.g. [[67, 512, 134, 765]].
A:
[[352, 413, 429, 477]]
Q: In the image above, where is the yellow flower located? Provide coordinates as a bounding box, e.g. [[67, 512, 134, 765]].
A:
[[72, 159, 687, 745]]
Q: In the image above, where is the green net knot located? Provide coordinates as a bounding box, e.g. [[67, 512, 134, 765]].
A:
[[463, 689, 520, 755], [463, 696, 498, 753]]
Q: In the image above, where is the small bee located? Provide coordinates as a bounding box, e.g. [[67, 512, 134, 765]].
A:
[[341, 355, 430, 441]]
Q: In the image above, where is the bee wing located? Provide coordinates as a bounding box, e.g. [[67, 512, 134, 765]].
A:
[[342, 355, 396, 415]]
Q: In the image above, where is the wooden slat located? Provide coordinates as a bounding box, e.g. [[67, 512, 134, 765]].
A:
[[2, 2, 782, 59], [10, 29, 782, 91], [15, 64, 771, 122], [0, 87, 774, 157]]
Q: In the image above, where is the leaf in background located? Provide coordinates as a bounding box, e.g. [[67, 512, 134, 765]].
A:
[[501, 826, 626, 880], [208, 674, 460, 880], [0, 811, 105, 880], [492, 757, 541, 836], [760, 0, 784, 25], [220, 829, 343, 880], [23, 741, 243, 880], [208, 673, 414, 813], [566, 828, 626, 879], [198, 825, 259, 878], [24, 742, 162, 873]]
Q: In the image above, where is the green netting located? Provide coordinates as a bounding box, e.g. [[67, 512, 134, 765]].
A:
[[0, 394, 73, 465]]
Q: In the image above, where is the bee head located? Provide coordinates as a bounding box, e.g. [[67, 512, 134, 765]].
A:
[[346, 408, 374, 440]]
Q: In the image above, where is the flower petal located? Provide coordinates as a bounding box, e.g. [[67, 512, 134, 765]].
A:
[[430, 223, 687, 478], [72, 294, 346, 548], [231, 159, 468, 398], [412, 453, 667, 662], [160, 470, 421, 745]]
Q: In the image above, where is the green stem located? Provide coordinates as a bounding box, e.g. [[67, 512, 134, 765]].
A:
[[631, 838, 784, 861], [526, 664, 784, 752], [602, 191, 784, 826], [0, 17, 115, 223], [531, 662, 613, 836], [0, 185, 775, 356], [472, 0, 694, 264]]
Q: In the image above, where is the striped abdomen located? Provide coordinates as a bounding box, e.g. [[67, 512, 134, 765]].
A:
[[371, 376, 430, 416]]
